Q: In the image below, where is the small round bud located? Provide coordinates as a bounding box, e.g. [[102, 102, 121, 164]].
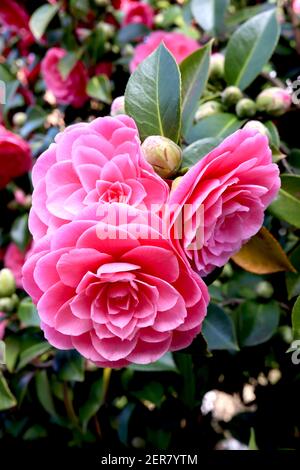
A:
[[0, 269, 16, 298], [209, 53, 225, 81], [221, 263, 234, 278], [195, 101, 223, 121], [99, 22, 115, 39], [221, 86, 243, 108], [110, 96, 125, 116], [256, 281, 274, 299], [141, 136, 182, 179], [278, 325, 293, 344], [256, 87, 292, 116], [0, 295, 18, 312], [94, 0, 109, 6], [171, 176, 183, 192], [244, 120, 269, 137], [12, 112, 26, 127], [235, 98, 256, 118]]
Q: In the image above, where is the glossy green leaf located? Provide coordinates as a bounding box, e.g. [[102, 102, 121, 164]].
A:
[[235, 300, 280, 347], [292, 296, 300, 340], [182, 137, 222, 167], [56, 350, 85, 382], [265, 120, 280, 148], [0, 340, 5, 365], [35, 370, 57, 416], [202, 303, 239, 351], [58, 52, 79, 80], [20, 106, 47, 139], [132, 382, 164, 408], [10, 214, 30, 252], [18, 298, 40, 327], [180, 42, 212, 137], [286, 245, 300, 300], [225, 9, 280, 90], [125, 43, 181, 142], [174, 353, 195, 409], [29, 4, 60, 40], [128, 352, 178, 372], [86, 75, 112, 104], [17, 342, 52, 371], [4, 336, 21, 373], [118, 23, 149, 44], [79, 376, 103, 431], [185, 113, 244, 144], [0, 371, 17, 411], [269, 175, 300, 228], [191, 0, 229, 36]]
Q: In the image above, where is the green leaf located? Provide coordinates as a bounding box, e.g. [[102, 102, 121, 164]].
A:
[[29, 4, 60, 40], [4, 336, 21, 373], [182, 137, 222, 167], [17, 342, 52, 371], [225, 9, 280, 90], [292, 296, 300, 340], [10, 214, 30, 251], [202, 303, 239, 351], [191, 0, 229, 36], [265, 120, 280, 148], [79, 376, 103, 431], [18, 298, 40, 327], [56, 350, 85, 382], [86, 75, 112, 104], [58, 52, 80, 80], [185, 113, 244, 144], [269, 175, 300, 228], [132, 382, 164, 408], [0, 371, 17, 411], [20, 106, 47, 139], [235, 300, 280, 347], [23, 424, 47, 440], [128, 352, 178, 372], [35, 370, 57, 416], [174, 353, 195, 409], [125, 43, 181, 142], [180, 42, 212, 137], [286, 245, 300, 300]]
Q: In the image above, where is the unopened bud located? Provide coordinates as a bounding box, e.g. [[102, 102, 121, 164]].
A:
[[0, 269, 16, 298], [256, 87, 292, 116], [222, 86, 243, 108], [94, 0, 109, 6], [209, 53, 225, 80], [235, 98, 256, 118], [12, 112, 26, 127], [244, 120, 269, 137], [141, 136, 182, 179], [99, 22, 115, 39], [0, 295, 17, 312], [171, 176, 183, 192], [256, 281, 274, 299], [195, 101, 223, 121], [110, 96, 125, 116]]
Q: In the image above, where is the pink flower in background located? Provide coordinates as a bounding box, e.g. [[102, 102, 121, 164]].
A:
[[0, 126, 32, 189], [293, 0, 300, 14], [29, 115, 169, 241], [0, 0, 34, 51], [169, 129, 280, 276], [4, 243, 31, 289], [0, 312, 7, 340], [23, 204, 208, 367], [130, 30, 199, 72], [41, 48, 88, 108], [94, 62, 113, 78], [122, 2, 154, 29]]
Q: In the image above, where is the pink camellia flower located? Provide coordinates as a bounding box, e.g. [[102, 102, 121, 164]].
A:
[[23, 204, 208, 366], [169, 129, 280, 276], [0, 125, 32, 189], [130, 31, 199, 72], [29, 115, 169, 241], [293, 0, 300, 14], [4, 242, 31, 289], [122, 1, 154, 29], [0, 0, 34, 51], [41, 48, 88, 108]]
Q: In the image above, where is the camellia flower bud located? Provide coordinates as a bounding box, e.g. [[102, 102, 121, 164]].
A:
[[12, 112, 26, 127], [110, 96, 125, 116], [209, 53, 225, 80], [244, 120, 269, 137], [141, 136, 182, 179], [256, 281, 274, 299], [0, 269, 16, 298], [222, 86, 243, 107], [256, 87, 292, 116], [235, 98, 256, 118], [195, 101, 223, 121]]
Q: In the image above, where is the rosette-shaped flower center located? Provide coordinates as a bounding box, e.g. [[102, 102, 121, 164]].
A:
[[23, 205, 208, 367], [29, 115, 169, 241]]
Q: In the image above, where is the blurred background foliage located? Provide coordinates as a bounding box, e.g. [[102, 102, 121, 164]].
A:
[[0, 0, 300, 451]]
